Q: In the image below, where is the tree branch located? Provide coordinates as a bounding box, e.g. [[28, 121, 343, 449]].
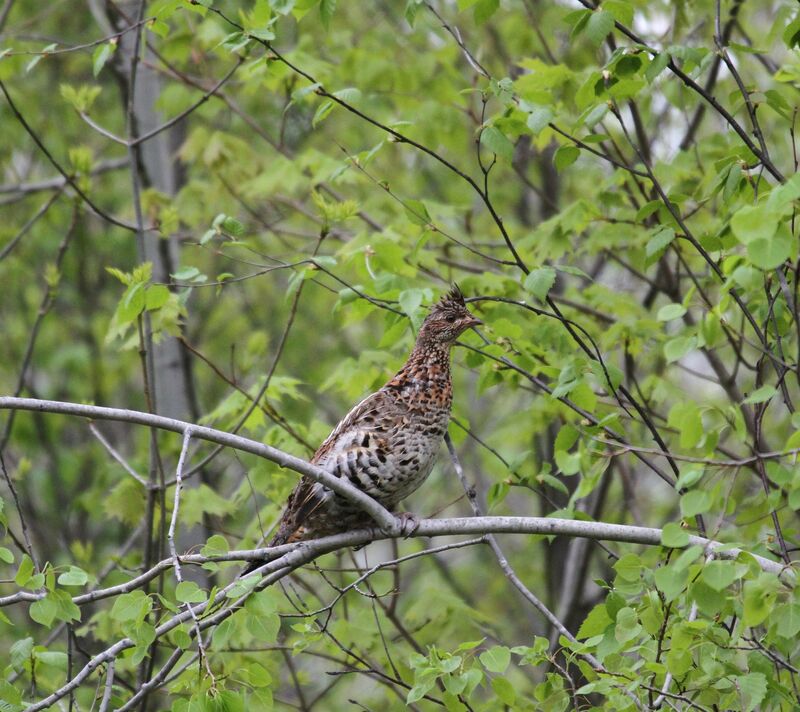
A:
[[0, 396, 397, 532]]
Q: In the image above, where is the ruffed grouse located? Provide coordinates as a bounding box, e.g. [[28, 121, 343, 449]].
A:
[[262, 286, 480, 551]]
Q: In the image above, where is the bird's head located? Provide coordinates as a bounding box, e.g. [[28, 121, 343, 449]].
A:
[[417, 285, 482, 346]]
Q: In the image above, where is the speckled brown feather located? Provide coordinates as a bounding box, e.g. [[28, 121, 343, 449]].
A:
[[264, 286, 480, 551]]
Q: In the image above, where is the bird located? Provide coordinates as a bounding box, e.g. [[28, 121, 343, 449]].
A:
[[246, 286, 481, 568]]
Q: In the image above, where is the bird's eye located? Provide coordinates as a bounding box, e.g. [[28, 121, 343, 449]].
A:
[[446, 315, 456, 323]]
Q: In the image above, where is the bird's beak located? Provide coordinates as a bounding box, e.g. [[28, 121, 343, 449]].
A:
[[466, 315, 482, 328]]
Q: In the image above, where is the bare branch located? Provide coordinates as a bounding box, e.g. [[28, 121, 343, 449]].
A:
[[0, 396, 397, 531]]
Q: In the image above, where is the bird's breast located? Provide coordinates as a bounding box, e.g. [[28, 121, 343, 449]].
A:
[[318, 401, 451, 508]]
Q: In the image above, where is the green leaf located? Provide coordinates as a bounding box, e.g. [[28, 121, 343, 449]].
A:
[[180, 484, 235, 526], [455, 639, 485, 652], [554, 424, 579, 452], [10, 637, 34, 668], [172, 266, 204, 282], [701, 560, 741, 591], [526, 104, 554, 135], [766, 462, 791, 486], [319, 0, 336, 29], [201, 534, 229, 557], [565, 9, 591, 37], [730, 204, 776, 244], [248, 610, 280, 641], [130, 622, 156, 665], [110, 590, 152, 623], [14, 554, 34, 587], [603, 0, 633, 26], [666, 646, 692, 677], [333, 87, 361, 104], [743, 575, 779, 627], [556, 264, 592, 279], [312, 99, 334, 127], [675, 468, 703, 490], [249, 27, 276, 42], [491, 677, 516, 705], [171, 625, 192, 649], [577, 603, 612, 638], [145, 285, 170, 311], [523, 267, 556, 301], [772, 603, 800, 639], [784, 14, 800, 48], [221, 216, 245, 237], [653, 565, 687, 602], [614, 607, 641, 643], [398, 288, 424, 319], [657, 303, 686, 321], [664, 335, 696, 363], [661, 522, 689, 548], [405, 199, 431, 226], [37, 588, 79, 624], [480, 126, 515, 161], [646, 226, 675, 259], [747, 233, 792, 270], [245, 662, 273, 688], [119, 282, 147, 322], [26, 44, 57, 73], [0, 546, 13, 564], [57, 566, 88, 587], [29, 596, 57, 627], [479, 645, 510, 673], [645, 52, 670, 82], [722, 162, 743, 203], [92, 41, 116, 77], [271, 0, 295, 14], [614, 58, 642, 80], [407, 680, 435, 704], [404, 0, 420, 26], [221, 31, 251, 53], [148, 16, 171, 35], [742, 385, 776, 405], [585, 10, 614, 44], [35, 650, 68, 667], [737, 672, 767, 712], [486, 481, 510, 510], [60, 83, 102, 112], [680, 490, 711, 517], [555, 449, 580, 475], [613, 553, 642, 582], [670, 544, 703, 570], [175, 581, 207, 604], [473, 0, 499, 24], [766, 171, 800, 209], [554, 145, 580, 171], [538, 472, 569, 495]]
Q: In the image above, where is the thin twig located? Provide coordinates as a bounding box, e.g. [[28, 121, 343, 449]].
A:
[[0, 79, 140, 231]]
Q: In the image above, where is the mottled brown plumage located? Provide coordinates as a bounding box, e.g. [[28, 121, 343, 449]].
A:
[[266, 287, 480, 550]]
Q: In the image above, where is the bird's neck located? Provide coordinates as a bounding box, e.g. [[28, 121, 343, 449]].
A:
[[385, 339, 452, 390]]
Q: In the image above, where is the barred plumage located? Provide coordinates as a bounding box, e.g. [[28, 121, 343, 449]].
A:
[[263, 286, 481, 551]]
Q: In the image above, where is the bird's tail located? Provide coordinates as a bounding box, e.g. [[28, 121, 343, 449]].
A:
[[241, 526, 303, 576]]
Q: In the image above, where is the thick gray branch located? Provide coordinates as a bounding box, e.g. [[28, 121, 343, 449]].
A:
[[1, 514, 789, 609], [19, 512, 790, 712], [0, 396, 396, 531]]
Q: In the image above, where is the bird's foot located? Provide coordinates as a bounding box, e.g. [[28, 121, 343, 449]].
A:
[[394, 511, 421, 538]]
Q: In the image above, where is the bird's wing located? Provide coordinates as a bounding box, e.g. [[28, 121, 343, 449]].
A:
[[311, 388, 400, 464], [271, 389, 401, 544]]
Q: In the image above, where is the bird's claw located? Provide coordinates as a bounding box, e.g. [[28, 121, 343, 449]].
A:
[[395, 511, 420, 538]]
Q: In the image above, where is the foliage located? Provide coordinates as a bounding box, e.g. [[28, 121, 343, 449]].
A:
[[1, 0, 800, 709]]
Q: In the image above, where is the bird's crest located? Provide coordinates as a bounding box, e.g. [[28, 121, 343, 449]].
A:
[[430, 284, 466, 314]]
